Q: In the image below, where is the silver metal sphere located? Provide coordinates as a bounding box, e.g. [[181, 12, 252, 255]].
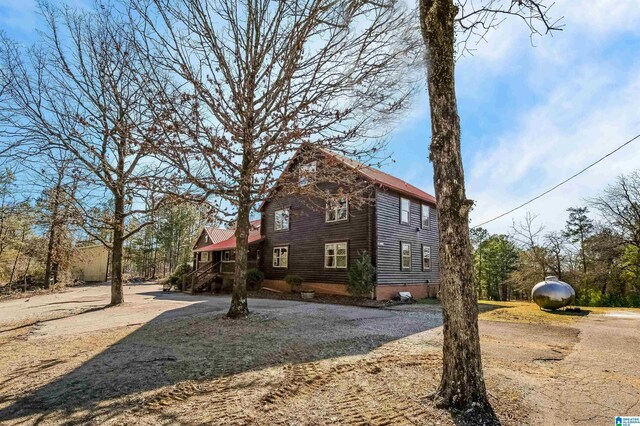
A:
[[532, 276, 575, 310]]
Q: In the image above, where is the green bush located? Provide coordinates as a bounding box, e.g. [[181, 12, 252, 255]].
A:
[[173, 263, 192, 277], [246, 268, 264, 290], [574, 286, 640, 308], [284, 274, 304, 292], [347, 252, 376, 297], [166, 263, 192, 289]]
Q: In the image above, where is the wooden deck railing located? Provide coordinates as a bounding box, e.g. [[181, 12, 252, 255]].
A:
[[182, 259, 260, 292]]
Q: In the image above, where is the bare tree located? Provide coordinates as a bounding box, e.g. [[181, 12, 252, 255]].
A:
[[133, 0, 420, 318], [0, 3, 171, 304], [511, 211, 547, 279], [544, 231, 566, 280], [32, 151, 79, 288], [418, 0, 561, 413], [590, 170, 640, 249]]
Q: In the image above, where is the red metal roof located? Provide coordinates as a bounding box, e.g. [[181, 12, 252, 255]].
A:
[[318, 148, 437, 205], [194, 220, 263, 252], [204, 227, 236, 244]]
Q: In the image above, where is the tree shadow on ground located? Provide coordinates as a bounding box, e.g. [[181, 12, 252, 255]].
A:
[[0, 291, 443, 424]]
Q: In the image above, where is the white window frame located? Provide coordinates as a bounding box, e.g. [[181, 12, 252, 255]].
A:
[[325, 198, 348, 223], [222, 251, 230, 262], [422, 245, 431, 271], [400, 198, 410, 224], [272, 246, 289, 268], [299, 161, 317, 186], [325, 242, 348, 269], [274, 208, 290, 231], [421, 204, 430, 229], [401, 242, 411, 270]]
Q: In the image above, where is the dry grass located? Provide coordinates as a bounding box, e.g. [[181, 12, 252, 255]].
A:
[[478, 300, 589, 324], [479, 300, 640, 324]]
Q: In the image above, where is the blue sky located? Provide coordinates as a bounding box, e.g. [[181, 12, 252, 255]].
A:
[[3, 0, 640, 235], [386, 0, 640, 234]]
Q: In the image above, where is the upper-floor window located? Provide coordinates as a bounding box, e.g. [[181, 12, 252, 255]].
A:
[[274, 209, 290, 231], [325, 242, 348, 268], [273, 246, 289, 268], [400, 197, 410, 224], [421, 204, 430, 229], [299, 161, 317, 186], [401, 242, 411, 270], [326, 198, 348, 222], [204, 233, 210, 243], [422, 245, 431, 271]]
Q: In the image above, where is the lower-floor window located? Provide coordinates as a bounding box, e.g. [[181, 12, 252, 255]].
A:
[[325, 242, 348, 268], [273, 246, 288, 268], [401, 242, 411, 270], [422, 245, 431, 271]]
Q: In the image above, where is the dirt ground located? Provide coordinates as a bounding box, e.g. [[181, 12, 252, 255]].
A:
[[0, 284, 638, 425]]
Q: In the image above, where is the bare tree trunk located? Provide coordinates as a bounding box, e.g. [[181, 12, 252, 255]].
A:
[[580, 232, 587, 274], [9, 226, 26, 288], [420, 0, 490, 411], [227, 157, 251, 319], [111, 195, 125, 305], [152, 242, 157, 279], [52, 261, 59, 285], [23, 257, 31, 292], [44, 224, 56, 289], [44, 176, 63, 289]]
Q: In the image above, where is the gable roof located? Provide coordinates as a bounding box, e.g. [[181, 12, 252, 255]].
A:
[[318, 148, 436, 205], [204, 227, 236, 244], [259, 145, 436, 210], [194, 220, 263, 252]]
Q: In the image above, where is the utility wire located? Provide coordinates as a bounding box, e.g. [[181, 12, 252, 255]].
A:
[[472, 132, 640, 228]]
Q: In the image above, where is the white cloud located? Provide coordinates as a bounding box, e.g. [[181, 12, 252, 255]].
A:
[[468, 64, 640, 234], [444, 0, 640, 235], [562, 0, 640, 37]]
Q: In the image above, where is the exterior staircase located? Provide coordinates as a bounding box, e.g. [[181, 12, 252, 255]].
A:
[[182, 262, 223, 294]]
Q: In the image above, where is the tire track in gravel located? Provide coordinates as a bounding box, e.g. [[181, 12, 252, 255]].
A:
[[259, 348, 441, 424]]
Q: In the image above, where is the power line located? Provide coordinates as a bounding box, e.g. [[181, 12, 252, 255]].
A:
[[472, 132, 640, 229]]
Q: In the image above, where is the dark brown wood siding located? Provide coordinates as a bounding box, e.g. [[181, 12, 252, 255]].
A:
[[262, 186, 373, 284], [375, 188, 439, 285], [192, 230, 210, 250]]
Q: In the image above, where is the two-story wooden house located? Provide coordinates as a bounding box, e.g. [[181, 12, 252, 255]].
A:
[[191, 147, 439, 300]]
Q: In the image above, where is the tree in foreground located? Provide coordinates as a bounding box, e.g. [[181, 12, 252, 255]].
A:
[[0, 4, 170, 304], [418, 0, 561, 413], [134, 0, 420, 318]]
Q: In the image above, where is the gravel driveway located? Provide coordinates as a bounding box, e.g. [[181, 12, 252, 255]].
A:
[[0, 283, 443, 338], [1, 283, 638, 426], [0, 283, 445, 425]]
